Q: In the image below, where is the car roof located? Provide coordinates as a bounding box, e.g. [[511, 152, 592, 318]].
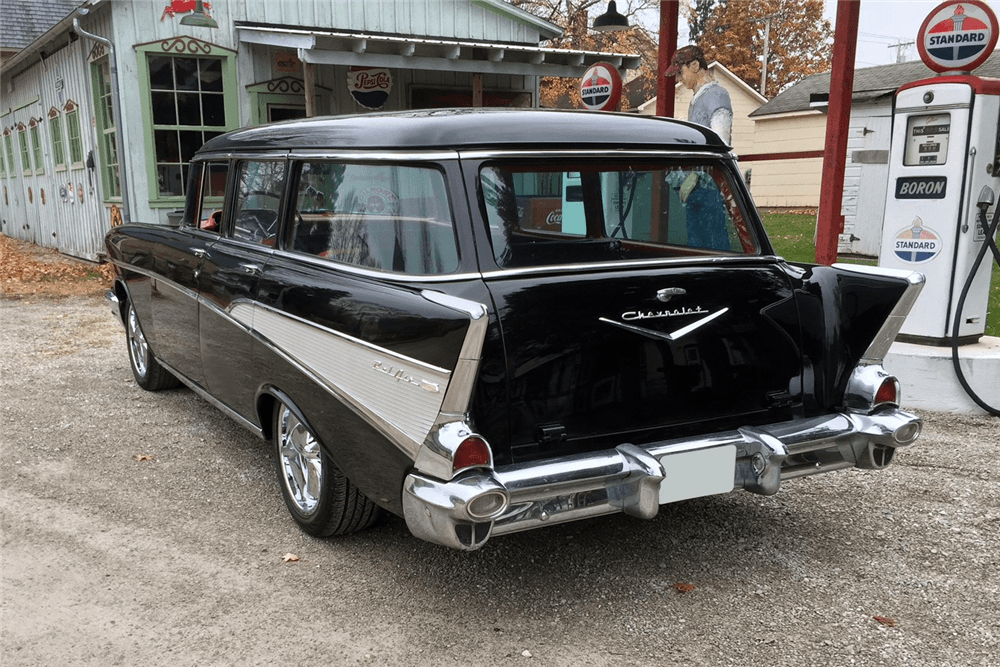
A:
[[198, 108, 729, 154]]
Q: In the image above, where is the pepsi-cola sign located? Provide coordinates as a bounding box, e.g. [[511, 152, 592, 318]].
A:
[[579, 62, 622, 112], [348, 67, 393, 109], [917, 0, 998, 73]]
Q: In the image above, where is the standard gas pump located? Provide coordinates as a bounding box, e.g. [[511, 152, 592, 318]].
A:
[[877, 0, 1000, 415], [878, 75, 1000, 344]]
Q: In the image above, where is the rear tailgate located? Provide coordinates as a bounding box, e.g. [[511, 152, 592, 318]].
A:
[[484, 261, 803, 461]]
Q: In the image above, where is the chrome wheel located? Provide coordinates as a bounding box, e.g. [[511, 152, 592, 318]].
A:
[[128, 304, 149, 378], [277, 404, 324, 516]]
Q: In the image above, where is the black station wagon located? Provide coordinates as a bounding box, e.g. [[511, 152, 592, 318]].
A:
[[106, 109, 924, 550]]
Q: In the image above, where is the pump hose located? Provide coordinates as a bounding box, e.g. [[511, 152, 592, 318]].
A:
[[951, 202, 1000, 416]]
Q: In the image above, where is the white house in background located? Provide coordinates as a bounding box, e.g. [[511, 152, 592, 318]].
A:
[[747, 51, 1000, 257], [637, 61, 766, 158]]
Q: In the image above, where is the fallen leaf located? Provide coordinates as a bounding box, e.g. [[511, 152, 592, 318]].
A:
[[873, 616, 898, 627], [133, 455, 154, 462], [282, 553, 300, 563], [673, 583, 696, 594]]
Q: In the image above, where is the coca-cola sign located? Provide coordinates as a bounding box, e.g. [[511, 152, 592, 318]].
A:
[[348, 67, 393, 109]]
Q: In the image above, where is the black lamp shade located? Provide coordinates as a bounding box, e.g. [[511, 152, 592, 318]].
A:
[[593, 1, 629, 32]]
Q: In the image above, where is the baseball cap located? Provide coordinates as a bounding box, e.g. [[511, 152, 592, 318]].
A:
[[665, 45, 706, 77]]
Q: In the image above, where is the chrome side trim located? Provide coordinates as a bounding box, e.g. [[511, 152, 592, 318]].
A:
[[232, 301, 451, 459], [832, 263, 926, 363]]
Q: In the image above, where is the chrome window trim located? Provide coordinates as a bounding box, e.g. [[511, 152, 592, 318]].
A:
[[459, 149, 736, 160], [478, 255, 785, 278], [286, 149, 460, 161], [269, 247, 483, 283]]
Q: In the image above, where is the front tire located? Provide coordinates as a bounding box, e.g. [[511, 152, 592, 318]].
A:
[[273, 401, 382, 537], [126, 302, 179, 391]]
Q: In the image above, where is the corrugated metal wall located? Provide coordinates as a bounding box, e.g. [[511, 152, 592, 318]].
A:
[[0, 25, 107, 261], [0, 0, 545, 258]]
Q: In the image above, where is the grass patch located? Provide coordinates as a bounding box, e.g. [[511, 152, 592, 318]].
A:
[[761, 211, 1000, 338]]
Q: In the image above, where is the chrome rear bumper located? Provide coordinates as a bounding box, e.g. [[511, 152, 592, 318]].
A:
[[402, 408, 921, 550]]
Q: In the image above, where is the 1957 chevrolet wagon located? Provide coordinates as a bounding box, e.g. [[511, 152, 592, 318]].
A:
[[106, 109, 924, 550]]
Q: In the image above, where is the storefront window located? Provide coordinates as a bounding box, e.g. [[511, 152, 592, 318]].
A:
[[48, 108, 66, 171], [91, 57, 120, 199], [136, 37, 237, 205]]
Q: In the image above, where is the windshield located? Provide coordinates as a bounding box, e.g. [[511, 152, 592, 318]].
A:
[[479, 160, 759, 269]]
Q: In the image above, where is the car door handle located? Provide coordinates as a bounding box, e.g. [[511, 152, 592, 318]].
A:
[[191, 247, 209, 258], [240, 263, 262, 276]]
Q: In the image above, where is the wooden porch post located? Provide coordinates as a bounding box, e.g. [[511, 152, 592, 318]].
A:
[[656, 0, 679, 118], [473, 74, 484, 107], [303, 62, 317, 117]]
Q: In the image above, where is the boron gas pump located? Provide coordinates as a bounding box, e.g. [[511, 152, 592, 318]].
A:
[[877, 0, 1000, 414]]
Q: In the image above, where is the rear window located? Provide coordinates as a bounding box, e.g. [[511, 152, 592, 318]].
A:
[[480, 160, 759, 269]]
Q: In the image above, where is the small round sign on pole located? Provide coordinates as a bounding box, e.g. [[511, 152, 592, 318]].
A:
[[579, 62, 623, 112], [917, 0, 998, 73]]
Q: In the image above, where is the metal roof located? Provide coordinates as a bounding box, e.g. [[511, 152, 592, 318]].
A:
[[0, 0, 82, 52], [236, 24, 642, 78], [199, 108, 726, 153], [750, 50, 1000, 117]]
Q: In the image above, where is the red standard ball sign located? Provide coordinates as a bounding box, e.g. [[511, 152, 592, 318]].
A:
[[917, 0, 998, 73], [579, 62, 622, 111]]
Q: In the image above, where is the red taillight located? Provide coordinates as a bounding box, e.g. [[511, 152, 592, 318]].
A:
[[874, 378, 898, 406], [453, 436, 491, 472]]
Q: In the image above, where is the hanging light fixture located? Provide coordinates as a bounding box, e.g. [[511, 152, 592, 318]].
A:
[[180, 0, 218, 29], [592, 1, 630, 32]]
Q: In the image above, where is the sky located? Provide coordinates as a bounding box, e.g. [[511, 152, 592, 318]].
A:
[[824, 0, 963, 68], [651, 0, 990, 69]]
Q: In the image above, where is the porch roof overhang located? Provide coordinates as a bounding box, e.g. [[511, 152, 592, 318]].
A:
[[235, 24, 641, 78]]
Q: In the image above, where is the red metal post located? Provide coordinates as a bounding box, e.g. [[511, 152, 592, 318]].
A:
[[815, 0, 861, 265], [656, 0, 679, 117]]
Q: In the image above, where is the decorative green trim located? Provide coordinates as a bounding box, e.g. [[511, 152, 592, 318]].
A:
[[65, 107, 85, 170], [90, 56, 121, 201], [29, 121, 44, 175], [136, 38, 239, 205], [17, 125, 31, 176], [3, 134, 16, 180]]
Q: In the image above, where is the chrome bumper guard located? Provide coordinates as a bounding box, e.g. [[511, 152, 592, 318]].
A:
[[402, 408, 921, 551]]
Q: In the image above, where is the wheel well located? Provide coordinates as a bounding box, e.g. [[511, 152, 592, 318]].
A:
[[113, 280, 129, 324], [257, 392, 277, 441]]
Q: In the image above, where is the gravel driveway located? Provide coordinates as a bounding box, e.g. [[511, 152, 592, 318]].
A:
[[2, 294, 998, 667]]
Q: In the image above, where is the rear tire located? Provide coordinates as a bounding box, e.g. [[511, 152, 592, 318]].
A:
[[273, 400, 382, 537], [126, 302, 180, 391]]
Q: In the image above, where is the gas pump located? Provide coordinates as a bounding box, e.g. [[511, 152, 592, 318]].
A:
[[878, 76, 1000, 344], [877, 0, 1000, 415]]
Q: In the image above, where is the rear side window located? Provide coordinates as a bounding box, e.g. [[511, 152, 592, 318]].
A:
[[480, 160, 758, 269], [289, 162, 458, 275], [232, 160, 286, 246], [185, 160, 229, 234]]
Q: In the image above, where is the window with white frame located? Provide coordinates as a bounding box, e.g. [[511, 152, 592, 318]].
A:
[[64, 101, 85, 169]]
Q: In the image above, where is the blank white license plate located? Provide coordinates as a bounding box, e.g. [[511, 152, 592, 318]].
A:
[[658, 445, 736, 504]]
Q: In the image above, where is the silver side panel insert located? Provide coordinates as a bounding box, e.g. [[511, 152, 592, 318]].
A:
[[231, 302, 451, 458]]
